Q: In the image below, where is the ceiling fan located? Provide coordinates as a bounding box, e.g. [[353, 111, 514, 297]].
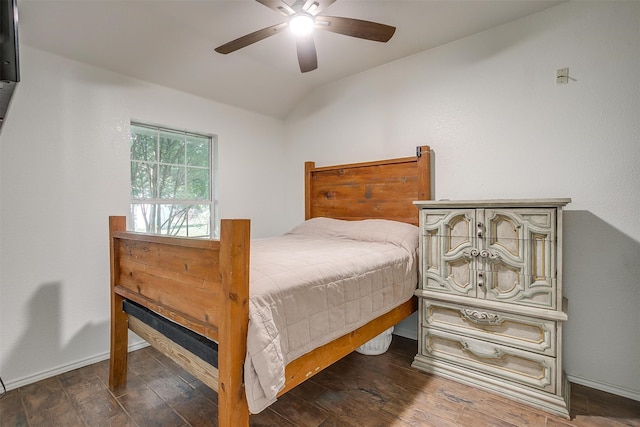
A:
[[214, 0, 396, 73]]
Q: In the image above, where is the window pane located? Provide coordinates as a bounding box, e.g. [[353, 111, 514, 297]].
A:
[[187, 167, 209, 200], [160, 204, 211, 237], [159, 165, 186, 199], [131, 203, 210, 237], [187, 136, 209, 167], [130, 162, 157, 198], [185, 205, 211, 237], [130, 128, 157, 162], [159, 131, 185, 165], [158, 204, 189, 236], [130, 203, 158, 233]]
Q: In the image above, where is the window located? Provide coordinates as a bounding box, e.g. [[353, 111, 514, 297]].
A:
[[130, 122, 218, 238]]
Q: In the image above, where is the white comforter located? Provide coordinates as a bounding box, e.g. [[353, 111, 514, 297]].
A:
[[244, 217, 419, 413]]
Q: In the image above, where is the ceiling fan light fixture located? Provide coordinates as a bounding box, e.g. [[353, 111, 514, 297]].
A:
[[214, 0, 397, 73], [289, 13, 314, 36]]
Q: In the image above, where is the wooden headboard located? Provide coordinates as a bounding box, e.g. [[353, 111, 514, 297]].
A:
[[305, 145, 431, 226]]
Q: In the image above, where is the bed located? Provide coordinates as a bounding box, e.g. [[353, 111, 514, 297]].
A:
[[108, 145, 431, 426]]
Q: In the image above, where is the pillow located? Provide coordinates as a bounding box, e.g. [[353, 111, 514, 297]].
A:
[[286, 217, 419, 253]]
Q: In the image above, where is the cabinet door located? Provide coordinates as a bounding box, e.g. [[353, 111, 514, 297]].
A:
[[482, 208, 556, 309], [421, 209, 478, 297]]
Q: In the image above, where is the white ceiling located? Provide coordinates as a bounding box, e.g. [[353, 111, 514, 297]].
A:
[[18, 0, 564, 119]]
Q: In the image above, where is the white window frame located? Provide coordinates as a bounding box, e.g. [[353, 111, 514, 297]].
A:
[[129, 121, 219, 238]]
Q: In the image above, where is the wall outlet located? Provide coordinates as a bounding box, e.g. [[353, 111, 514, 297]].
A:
[[556, 67, 569, 84]]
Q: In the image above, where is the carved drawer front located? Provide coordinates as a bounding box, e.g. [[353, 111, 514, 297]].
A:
[[421, 328, 556, 393], [422, 300, 556, 356]]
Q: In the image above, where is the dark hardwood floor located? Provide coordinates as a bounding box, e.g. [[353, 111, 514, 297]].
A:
[[1, 336, 639, 426]]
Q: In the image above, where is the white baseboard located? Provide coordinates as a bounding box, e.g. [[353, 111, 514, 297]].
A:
[[392, 326, 417, 340], [392, 312, 418, 340], [3, 341, 149, 392], [567, 374, 640, 403]]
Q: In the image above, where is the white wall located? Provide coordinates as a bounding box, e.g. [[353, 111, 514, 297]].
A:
[[0, 45, 286, 388], [284, 1, 640, 400]]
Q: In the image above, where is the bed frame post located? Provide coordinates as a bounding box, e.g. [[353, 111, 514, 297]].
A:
[[218, 219, 251, 427], [108, 216, 128, 390], [304, 161, 315, 220]]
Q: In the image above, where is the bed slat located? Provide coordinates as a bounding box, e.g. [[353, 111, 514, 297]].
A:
[[128, 316, 220, 391], [114, 285, 218, 340], [118, 238, 220, 281]]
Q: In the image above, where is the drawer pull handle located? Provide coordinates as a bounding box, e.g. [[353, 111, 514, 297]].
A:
[[463, 249, 480, 259], [460, 308, 504, 325], [461, 249, 500, 261], [461, 341, 504, 360], [480, 250, 500, 260]]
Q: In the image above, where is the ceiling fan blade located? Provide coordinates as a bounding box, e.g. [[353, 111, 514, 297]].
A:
[[315, 16, 396, 42], [302, 0, 336, 16], [255, 0, 295, 16], [215, 22, 288, 54], [296, 35, 318, 73]]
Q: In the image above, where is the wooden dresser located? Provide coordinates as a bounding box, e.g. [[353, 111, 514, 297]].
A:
[[412, 199, 571, 418]]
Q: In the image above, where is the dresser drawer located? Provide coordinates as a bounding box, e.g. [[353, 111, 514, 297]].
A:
[[422, 300, 556, 356], [420, 328, 556, 392]]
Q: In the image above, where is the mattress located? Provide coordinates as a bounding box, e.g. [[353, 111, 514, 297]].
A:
[[245, 217, 419, 413]]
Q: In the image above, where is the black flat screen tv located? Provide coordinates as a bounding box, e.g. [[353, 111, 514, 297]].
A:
[[0, 0, 20, 131]]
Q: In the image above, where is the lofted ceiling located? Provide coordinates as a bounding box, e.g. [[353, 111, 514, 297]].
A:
[[18, 0, 564, 119]]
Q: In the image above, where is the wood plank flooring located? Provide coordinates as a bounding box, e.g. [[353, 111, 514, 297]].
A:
[[1, 336, 639, 426]]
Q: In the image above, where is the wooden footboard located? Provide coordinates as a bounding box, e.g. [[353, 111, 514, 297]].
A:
[[109, 216, 415, 426], [108, 216, 251, 426]]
